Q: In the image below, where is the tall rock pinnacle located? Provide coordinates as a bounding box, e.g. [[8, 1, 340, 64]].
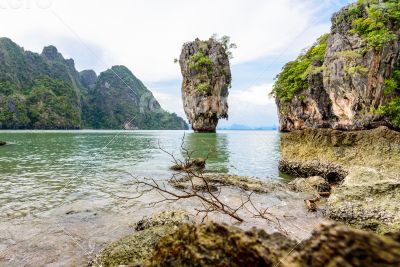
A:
[[179, 37, 231, 132]]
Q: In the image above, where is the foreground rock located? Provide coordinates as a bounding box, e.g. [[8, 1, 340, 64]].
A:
[[280, 126, 400, 232], [148, 222, 295, 267], [0, 141, 6, 146], [285, 221, 400, 267], [179, 37, 231, 132], [91, 210, 193, 266], [95, 219, 400, 267]]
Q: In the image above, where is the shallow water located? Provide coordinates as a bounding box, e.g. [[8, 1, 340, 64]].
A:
[[0, 130, 323, 266]]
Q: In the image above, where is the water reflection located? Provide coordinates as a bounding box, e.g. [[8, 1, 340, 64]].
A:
[[183, 132, 229, 173]]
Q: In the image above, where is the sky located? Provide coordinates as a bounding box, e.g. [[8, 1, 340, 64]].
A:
[[0, 0, 354, 127]]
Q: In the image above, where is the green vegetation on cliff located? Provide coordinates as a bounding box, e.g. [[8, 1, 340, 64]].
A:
[[271, 34, 329, 101], [0, 38, 188, 130], [349, 0, 399, 50]]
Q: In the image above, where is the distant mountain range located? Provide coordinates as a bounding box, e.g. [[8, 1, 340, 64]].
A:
[[217, 124, 277, 130], [0, 37, 188, 130]]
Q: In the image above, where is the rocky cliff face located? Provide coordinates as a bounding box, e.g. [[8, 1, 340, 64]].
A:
[[0, 38, 188, 130], [179, 38, 231, 132], [85, 66, 188, 130], [274, 1, 400, 131]]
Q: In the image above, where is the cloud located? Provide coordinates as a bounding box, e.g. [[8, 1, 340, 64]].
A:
[[218, 84, 278, 127], [230, 84, 275, 106], [0, 0, 349, 82]]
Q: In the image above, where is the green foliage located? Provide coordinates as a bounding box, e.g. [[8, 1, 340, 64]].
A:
[[350, 0, 399, 49], [0, 81, 17, 95], [383, 79, 398, 95], [376, 97, 400, 128], [26, 76, 81, 129], [211, 34, 237, 59], [190, 52, 212, 73], [377, 63, 400, 127], [272, 34, 329, 101], [345, 65, 369, 75], [196, 82, 209, 93]]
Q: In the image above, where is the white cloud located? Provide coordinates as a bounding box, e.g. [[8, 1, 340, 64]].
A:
[[230, 84, 275, 106], [219, 84, 277, 126], [0, 0, 339, 82]]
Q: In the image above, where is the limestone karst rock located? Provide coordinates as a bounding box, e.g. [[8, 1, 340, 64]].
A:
[[179, 38, 231, 132], [274, 1, 400, 131]]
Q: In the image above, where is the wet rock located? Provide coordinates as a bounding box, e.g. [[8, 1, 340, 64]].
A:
[[0, 141, 6, 146], [170, 174, 286, 194], [147, 222, 294, 267], [288, 176, 330, 194], [170, 158, 206, 171], [169, 176, 219, 192], [91, 210, 193, 267], [179, 38, 231, 132], [133, 210, 193, 231], [90, 225, 176, 267], [279, 160, 347, 183]]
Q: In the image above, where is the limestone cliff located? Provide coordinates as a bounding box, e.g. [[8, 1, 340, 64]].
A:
[[179, 38, 231, 132], [273, 1, 400, 131]]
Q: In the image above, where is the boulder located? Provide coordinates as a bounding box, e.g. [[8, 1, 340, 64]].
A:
[[288, 176, 330, 193]]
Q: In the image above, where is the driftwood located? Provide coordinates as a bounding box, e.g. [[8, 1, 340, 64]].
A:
[[123, 134, 288, 234]]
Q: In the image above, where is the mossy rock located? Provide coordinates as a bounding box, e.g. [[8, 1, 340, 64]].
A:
[[91, 225, 177, 267], [147, 222, 293, 267]]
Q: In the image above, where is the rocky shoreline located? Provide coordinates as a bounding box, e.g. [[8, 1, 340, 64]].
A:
[[280, 126, 400, 233], [92, 210, 400, 267], [90, 126, 400, 266]]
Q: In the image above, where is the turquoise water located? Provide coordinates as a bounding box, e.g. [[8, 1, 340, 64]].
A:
[[0, 130, 283, 219], [0, 130, 325, 266]]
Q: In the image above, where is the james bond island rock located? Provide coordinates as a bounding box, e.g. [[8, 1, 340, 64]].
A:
[[272, 0, 400, 131], [179, 38, 231, 132]]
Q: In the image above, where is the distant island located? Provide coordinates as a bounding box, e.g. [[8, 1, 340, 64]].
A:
[[0, 38, 188, 130]]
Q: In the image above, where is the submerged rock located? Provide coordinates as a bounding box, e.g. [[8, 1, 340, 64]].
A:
[[179, 38, 231, 132], [133, 210, 193, 231], [169, 174, 286, 194], [170, 158, 206, 171]]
